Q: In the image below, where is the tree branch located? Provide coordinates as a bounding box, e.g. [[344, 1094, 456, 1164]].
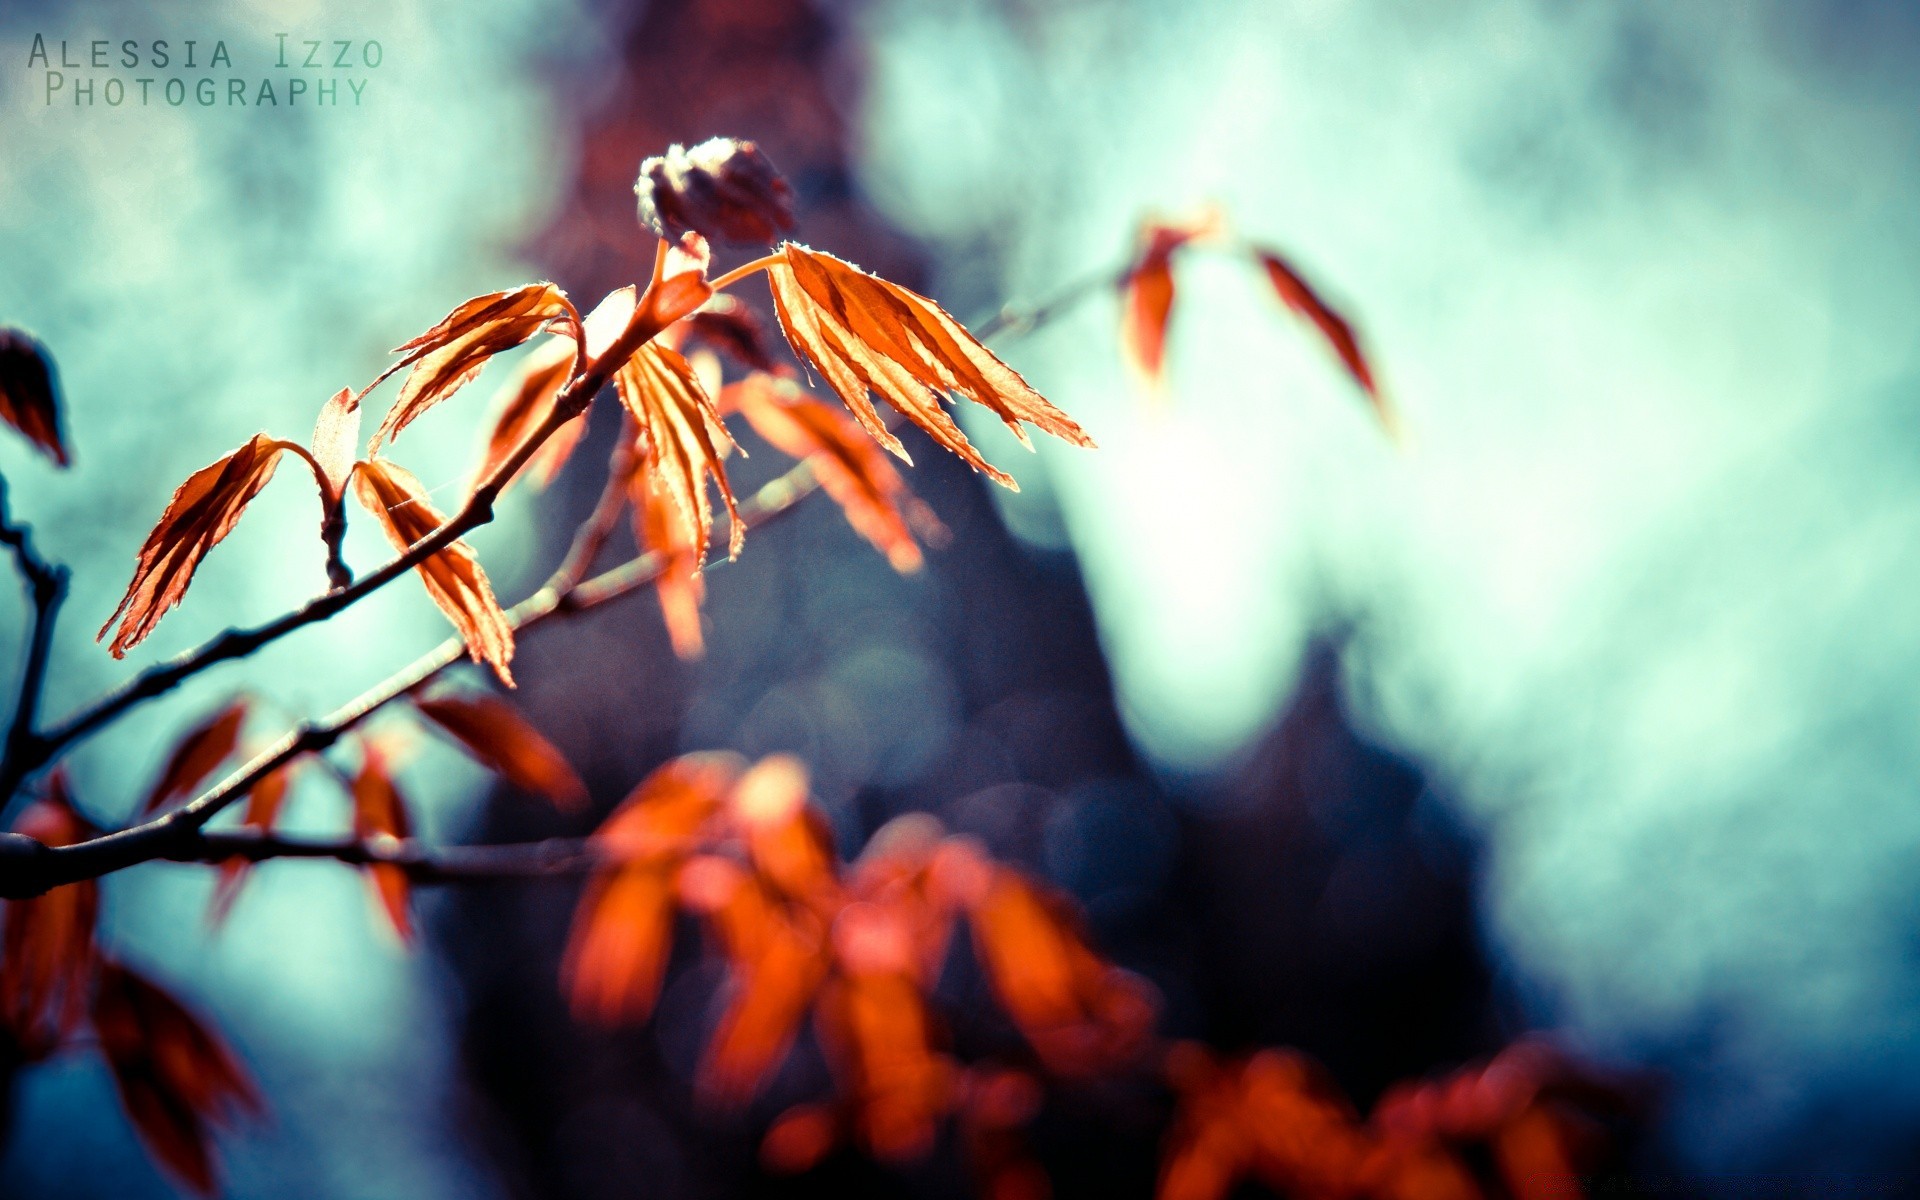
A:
[[0, 477, 69, 808], [0, 459, 820, 900], [189, 829, 606, 882], [31, 277, 682, 769]]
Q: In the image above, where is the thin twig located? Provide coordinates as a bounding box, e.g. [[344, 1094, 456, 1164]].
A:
[[0, 477, 69, 808], [186, 829, 605, 882]]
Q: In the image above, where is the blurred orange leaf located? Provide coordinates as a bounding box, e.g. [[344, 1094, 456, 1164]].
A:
[[473, 339, 581, 495], [1119, 212, 1222, 391], [730, 372, 941, 572], [207, 760, 300, 928], [967, 868, 1156, 1076], [97, 434, 289, 657], [351, 457, 515, 685], [413, 692, 587, 810], [628, 455, 707, 659], [562, 753, 741, 1024], [768, 244, 1095, 490], [0, 327, 69, 467], [350, 741, 414, 942], [141, 698, 250, 814], [91, 960, 262, 1196], [691, 859, 828, 1106], [1, 771, 98, 1050], [1255, 248, 1397, 439], [372, 284, 578, 452]]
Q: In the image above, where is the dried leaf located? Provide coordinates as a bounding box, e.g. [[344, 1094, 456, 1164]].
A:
[[351, 742, 414, 942], [731, 372, 940, 572], [473, 338, 581, 496], [769, 244, 1095, 490], [92, 960, 262, 1195], [562, 753, 741, 1023], [308, 387, 362, 505], [628, 461, 707, 659], [372, 284, 578, 452], [141, 698, 250, 815], [1, 772, 98, 1050], [98, 434, 288, 657], [1255, 248, 1397, 438], [636, 138, 796, 245], [351, 458, 515, 685], [0, 327, 69, 466], [207, 761, 300, 927], [1119, 212, 1223, 391], [615, 339, 742, 563], [413, 692, 587, 810]]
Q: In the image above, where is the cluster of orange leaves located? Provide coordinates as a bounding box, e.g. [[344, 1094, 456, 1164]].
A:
[[87, 225, 1095, 681], [1158, 1040, 1629, 1200], [562, 752, 1155, 1180]]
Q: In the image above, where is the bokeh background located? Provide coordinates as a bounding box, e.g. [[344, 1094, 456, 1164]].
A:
[[3, 0, 1920, 1195]]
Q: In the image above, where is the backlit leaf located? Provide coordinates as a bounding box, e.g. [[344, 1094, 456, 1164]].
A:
[[615, 339, 742, 565], [730, 372, 941, 572], [562, 753, 741, 1024], [768, 244, 1096, 490], [98, 434, 288, 657], [351, 741, 414, 942], [141, 698, 250, 815], [351, 458, 515, 685], [1255, 247, 1397, 439], [413, 692, 587, 810], [308, 387, 362, 506], [207, 760, 300, 927], [91, 960, 262, 1196], [628, 458, 707, 659], [371, 284, 578, 452], [1119, 213, 1222, 390]]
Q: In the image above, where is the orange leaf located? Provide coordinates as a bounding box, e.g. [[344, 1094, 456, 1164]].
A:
[[615, 339, 742, 565], [628, 457, 706, 659], [207, 761, 300, 927], [563, 865, 677, 1025], [815, 967, 949, 1162], [761, 1102, 841, 1174], [1119, 212, 1223, 391], [1255, 248, 1397, 438], [967, 868, 1154, 1075], [769, 244, 1096, 490], [1, 771, 98, 1050], [730, 373, 941, 572], [351, 457, 515, 685], [91, 960, 262, 1196], [141, 697, 250, 814], [561, 753, 741, 1023], [472, 338, 581, 496], [731, 754, 838, 906], [351, 742, 414, 942], [371, 284, 578, 452], [0, 327, 69, 467], [97, 434, 288, 657], [413, 692, 587, 810], [308, 387, 362, 506], [694, 868, 828, 1106]]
